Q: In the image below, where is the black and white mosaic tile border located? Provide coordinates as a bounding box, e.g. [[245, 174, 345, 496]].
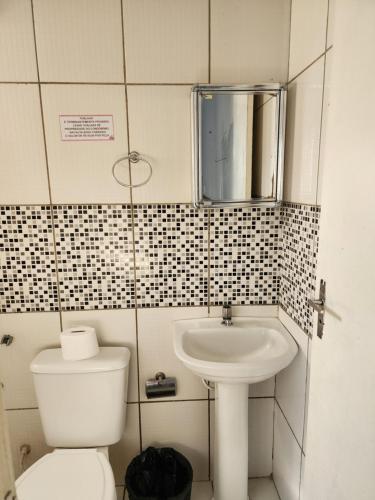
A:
[[133, 204, 209, 307], [210, 207, 281, 305], [279, 203, 320, 335], [1, 203, 319, 315], [0, 206, 59, 313], [53, 205, 135, 310]]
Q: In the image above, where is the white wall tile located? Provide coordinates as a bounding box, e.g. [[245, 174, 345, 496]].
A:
[[124, 0, 208, 83], [0, 84, 50, 204], [0, 0, 37, 81], [138, 307, 208, 401], [210, 398, 274, 479], [127, 85, 192, 203], [248, 398, 274, 477], [289, 0, 329, 80], [248, 477, 280, 500], [283, 58, 325, 204], [7, 408, 52, 479], [317, 51, 332, 206], [141, 400, 209, 480], [211, 0, 290, 84], [0, 313, 61, 410], [276, 308, 309, 446], [273, 404, 302, 500], [41, 84, 130, 203], [109, 403, 140, 485], [61, 309, 138, 403], [33, 0, 123, 83]]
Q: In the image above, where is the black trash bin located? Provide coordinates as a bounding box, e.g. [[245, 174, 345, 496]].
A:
[[125, 447, 193, 500]]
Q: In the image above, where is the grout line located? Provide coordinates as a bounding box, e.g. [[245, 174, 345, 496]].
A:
[[120, 0, 143, 454], [300, 336, 311, 454], [6, 407, 38, 412], [30, 0, 63, 331], [208, 0, 211, 84], [272, 476, 282, 500], [298, 447, 304, 500], [287, 47, 332, 86], [0, 81, 197, 86], [325, 0, 331, 51], [282, 201, 321, 209], [275, 399, 303, 452], [314, 8, 330, 209], [140, 398, 213, 405], [286, 0, 293, 82], [207, 396, 211, 480]]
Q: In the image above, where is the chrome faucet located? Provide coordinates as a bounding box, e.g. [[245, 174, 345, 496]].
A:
[[221, 303, 232, 326]]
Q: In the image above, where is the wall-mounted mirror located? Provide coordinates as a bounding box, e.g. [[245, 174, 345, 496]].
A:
[[191, 84, 286, 208]]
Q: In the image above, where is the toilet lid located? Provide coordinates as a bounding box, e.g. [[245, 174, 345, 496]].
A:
[[15, 449, 115, 500]]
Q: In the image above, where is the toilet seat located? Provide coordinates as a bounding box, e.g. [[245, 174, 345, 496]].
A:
[[15, 449, 116, 500]]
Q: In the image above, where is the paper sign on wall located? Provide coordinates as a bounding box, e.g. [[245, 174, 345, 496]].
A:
[[59, 115, 114, 141]]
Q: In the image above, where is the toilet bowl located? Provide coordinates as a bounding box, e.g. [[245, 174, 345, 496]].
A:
[[15, 346, 130, 500], [16, 449, 116, 500]]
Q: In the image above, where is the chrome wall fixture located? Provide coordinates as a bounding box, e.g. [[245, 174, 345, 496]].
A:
[[112, 151, 153, 188]]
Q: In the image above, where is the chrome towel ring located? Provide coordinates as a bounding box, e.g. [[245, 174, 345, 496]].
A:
[[112, 151, 152, 188]]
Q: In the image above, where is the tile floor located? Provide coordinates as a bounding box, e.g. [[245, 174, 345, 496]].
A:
[[118, 477, 280, 499]]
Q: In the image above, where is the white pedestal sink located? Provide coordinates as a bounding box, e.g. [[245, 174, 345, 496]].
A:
[[173, 317, 297, 500]]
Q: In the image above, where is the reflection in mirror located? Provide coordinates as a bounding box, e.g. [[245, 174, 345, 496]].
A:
[[193, 85, 286, 208]]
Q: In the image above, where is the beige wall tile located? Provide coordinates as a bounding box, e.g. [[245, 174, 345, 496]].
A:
[[33, 0, 123, 83], [0, 0, 37, 81], [127, 86, 192, 203], [289, 0, 329, 80], [41, 84, 130, 203], [61, 310, 138, 403], [138, 307, 208, 402], [211, 0, 290, 84], [0, 313, 61, 410], [273, 404, 302, 500], [0, 84, 50, 204], [124, 0, 208, 83], [141, 400, 209, 480], [110, 403, 140, 485], [7, 408, 52, 479], [283, 58, 324, 204], [277, 308, 309, 447]]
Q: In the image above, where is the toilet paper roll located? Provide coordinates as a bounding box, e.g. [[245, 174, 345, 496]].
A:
[[60, 326, 99, 361]]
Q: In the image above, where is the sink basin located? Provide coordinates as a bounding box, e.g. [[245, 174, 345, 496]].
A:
[[174, 317, 297, 384], [173, 316, 297, 500]]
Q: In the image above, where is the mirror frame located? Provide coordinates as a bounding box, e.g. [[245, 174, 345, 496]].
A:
[[191, 83, 287, 208]]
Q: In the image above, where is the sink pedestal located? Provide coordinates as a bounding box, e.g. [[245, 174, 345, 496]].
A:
[[214, 383, 249, 500]]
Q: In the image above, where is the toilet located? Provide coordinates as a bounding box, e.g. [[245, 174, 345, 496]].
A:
[[15, 346, 130, 500]]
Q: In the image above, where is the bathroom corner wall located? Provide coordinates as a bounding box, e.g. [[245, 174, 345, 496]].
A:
[[0, 0, 291, 495], [274, 1, 332, 499]]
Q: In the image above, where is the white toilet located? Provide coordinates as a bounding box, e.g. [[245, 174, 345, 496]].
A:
[[15, 346, 130, 500]]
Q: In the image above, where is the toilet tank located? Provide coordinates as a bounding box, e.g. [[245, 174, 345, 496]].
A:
[[31, 347, 130, 448]]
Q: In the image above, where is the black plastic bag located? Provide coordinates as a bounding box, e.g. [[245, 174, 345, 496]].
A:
[[125, 447, 193, 500]]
